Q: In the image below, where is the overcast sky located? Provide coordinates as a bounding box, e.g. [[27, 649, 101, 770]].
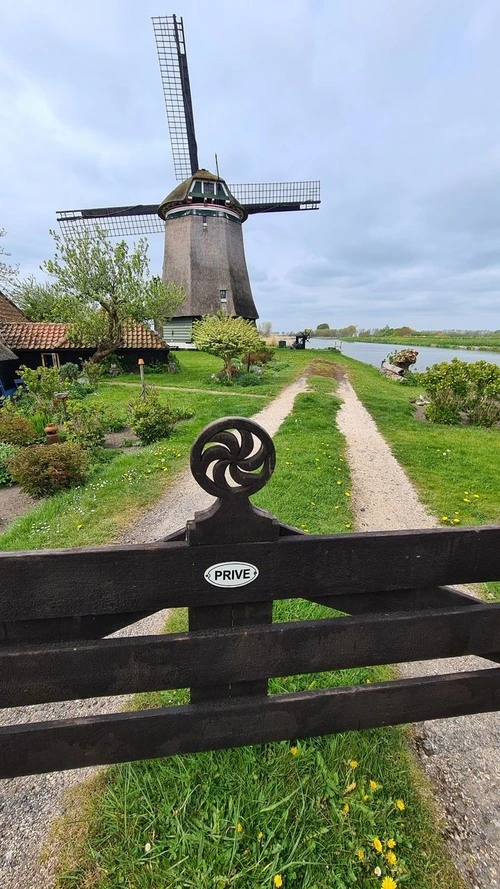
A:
[[1, 0, 500, 331]]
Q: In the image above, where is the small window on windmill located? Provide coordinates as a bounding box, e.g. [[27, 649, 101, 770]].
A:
[[219, 289, 227, 303], [203, 180, 215, 196], [217, 182, 227, 197]]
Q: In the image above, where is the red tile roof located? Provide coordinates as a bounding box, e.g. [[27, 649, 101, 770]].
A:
[[0, 322, 167, 351]]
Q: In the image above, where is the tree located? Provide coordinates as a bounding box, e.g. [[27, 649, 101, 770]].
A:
[[37, 227, 184, 362], [16, 276, 80, 322], [393, 326, 416, 337], [257, 321, 272, 337], [316, 322, 330, 330], [0, 228, 19, 291], [192, 313, 262, 381]]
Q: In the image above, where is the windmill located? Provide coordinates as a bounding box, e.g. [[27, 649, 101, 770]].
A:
[[57, 15, 320, 345]]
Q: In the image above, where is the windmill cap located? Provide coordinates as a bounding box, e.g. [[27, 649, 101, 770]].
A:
[[158, 169, 248, 221]]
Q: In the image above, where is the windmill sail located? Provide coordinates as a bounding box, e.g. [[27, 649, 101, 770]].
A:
[[56, 206, 163, 238], [152, 14, 199, 180], [56, 180, 320, 237], [230, 181, 320, 214]]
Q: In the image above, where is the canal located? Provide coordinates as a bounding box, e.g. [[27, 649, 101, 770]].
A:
[[308, 339, 500, 372]]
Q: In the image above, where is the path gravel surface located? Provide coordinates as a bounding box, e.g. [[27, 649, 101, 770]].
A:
[[0, 375, 308, 889], [337, 377, 500, 889]]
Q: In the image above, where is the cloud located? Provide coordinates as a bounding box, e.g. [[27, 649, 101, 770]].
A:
[[2, 0, 500, 330]]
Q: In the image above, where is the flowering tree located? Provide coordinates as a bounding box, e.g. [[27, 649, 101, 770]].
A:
[[192, 313, 262, 381], [19, 227, 184, 363]]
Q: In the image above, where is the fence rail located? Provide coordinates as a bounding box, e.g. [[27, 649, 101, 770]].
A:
[[1, 417, 499, 779]]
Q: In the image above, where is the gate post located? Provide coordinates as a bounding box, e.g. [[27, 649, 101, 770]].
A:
[[186, 418, 280, 702]]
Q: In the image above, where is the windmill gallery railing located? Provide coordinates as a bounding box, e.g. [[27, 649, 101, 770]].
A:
[[0, 418, 499, 779]]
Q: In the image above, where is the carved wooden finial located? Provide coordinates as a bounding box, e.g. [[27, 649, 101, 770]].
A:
[[190, 417, 275, 499]]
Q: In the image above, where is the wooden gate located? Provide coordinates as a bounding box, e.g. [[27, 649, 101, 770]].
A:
[[0, 417, 499, 778]]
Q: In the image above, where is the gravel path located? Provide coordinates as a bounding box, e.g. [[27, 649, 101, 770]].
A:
[[0, 375, 308, 889], [337, 377, 500, 889]]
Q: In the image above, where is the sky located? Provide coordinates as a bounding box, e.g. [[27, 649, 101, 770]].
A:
[[1, 0, 500, 332]]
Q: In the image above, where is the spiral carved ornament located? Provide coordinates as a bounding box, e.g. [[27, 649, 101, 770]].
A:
[[190, 417, 275, 498]]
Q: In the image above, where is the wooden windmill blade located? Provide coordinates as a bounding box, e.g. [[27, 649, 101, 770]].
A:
[[152, 14, 199, 180], [230, 181, 321, 214], [56, 206, 164, 238]]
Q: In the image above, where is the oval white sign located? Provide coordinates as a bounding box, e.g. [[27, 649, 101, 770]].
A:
[[204, 561, 259, 588]]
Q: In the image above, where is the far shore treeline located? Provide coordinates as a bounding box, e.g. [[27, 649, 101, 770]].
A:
[[279, 323, 500, 352]]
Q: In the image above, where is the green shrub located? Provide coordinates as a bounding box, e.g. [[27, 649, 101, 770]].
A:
[[420, 359, 500, 426], [129, 389, 191, 443], [17, 364, 61, 414], [146, 359, 169, 374], [65, 402, 106, 449], [0, 443, 18, 486], [236, 370, 262, 387], [68, 379, 94, 400], [102, 409, 127, 432], [0, 412, 39, 445], [59, 362, 80, 382], [242, 346, 275, 366], [81, 360, 104, 390], [8, 442, 88, 497]]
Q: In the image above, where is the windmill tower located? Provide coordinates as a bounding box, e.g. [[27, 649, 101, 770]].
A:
[[57, 15, 320, 345]]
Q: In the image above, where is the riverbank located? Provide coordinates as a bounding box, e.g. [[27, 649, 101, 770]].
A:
[[341, 335, 500, 352], [334, 353, 500, 600]]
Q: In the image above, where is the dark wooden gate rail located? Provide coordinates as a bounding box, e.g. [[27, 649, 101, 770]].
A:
[[0, 417, 499, 779]]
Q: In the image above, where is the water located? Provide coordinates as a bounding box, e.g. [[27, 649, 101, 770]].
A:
[[308, 338, 500, 372]]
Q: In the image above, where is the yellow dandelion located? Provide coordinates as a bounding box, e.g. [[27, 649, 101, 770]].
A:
[[356, 848, 365, 860], [373, 837, 383, 853], [363, 794, 370, 801], [346, 780, 356, 792], [343, 803, 350, 814], [369, 779, 379, 791], [441, 515, 448, 521], [386, 850, 397, 866], [77, 524, 83, 530], [237, 822, 244, 833], [453, 517, 460, 524], [257, 831, 263, 841], [349, 759, 359, 769], [273, 875, 283, 888], [290, 746, 298, 756], [463, 497, 470, 503], [387, 838, 396, 849], [345, 491, 351, 497], [395, 798, 405, 811], [381, 877, 398, 889]]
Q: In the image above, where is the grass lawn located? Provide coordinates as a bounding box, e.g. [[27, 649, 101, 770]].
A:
[[335, 354, 500, 600], [115, 348, 313, 397], [0, 388, 268, 551], [53, 377, 464, 889], [0, 350, 315, 552]]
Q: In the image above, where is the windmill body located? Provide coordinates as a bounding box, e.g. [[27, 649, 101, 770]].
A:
[[57, 15, 320, 346], [159, 169, 257, 343]]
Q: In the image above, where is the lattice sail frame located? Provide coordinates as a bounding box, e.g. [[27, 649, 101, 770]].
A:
[[56, 181, 321, 237], [152, 14, 199, 181]]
